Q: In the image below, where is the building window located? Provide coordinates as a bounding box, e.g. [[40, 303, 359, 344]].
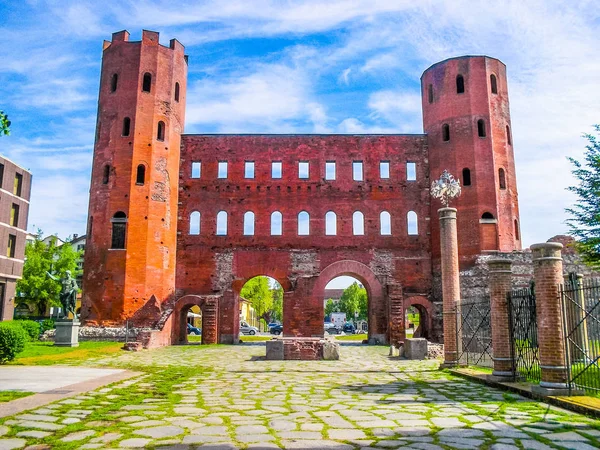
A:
[[216, 211, 228, 235], [0, 163, 4, 189], [218, 161, 228, 179], [111, 211, 127, 249], [353, 211, 364, 235], [407, 162, 416, 181], [462, 168, 471, 186], [244, 211, 255, 236], [174, 82, 180, 102], [506, 125, 512, 145], [102, 165, 110, 185], [442, 124, 450, 142], [298, 211, 309, 235], [191, 162, 201, 178], [189, 211, 200, 235], [111, 73, 118, 92], [380, 211, 391, 235], [10, 204, 19, 227], [136, 165, 145, 185], [299, 162, 309, 179], [477, 119, 486, 137], [142, 72, 152, 92], [407, 211, 418, 235], [272, 162, 282, 179], [481, 212, 495, 220], [325, 162, 336, 180], [325, 211, 337, 235], [456, 74, 465, 94], [428, 84, 433, 103], [499, 168, 506, 189], [157, 121, 165, 141], [271, 211, 282, 235], [490, 74, 498, 94], [514, 219, 520, 240], [380, 161, 390, 179], [353, 161, 363, 181], [245, 161, 255, 179], [13, 173, 22, 197], [7, 234, 16, 258], [122, 117, 131, 136]]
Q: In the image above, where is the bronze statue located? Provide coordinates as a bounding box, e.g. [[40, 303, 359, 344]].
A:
[[47, 270, 79, 319]]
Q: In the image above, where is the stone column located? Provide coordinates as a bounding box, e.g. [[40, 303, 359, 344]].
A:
[[488, 259, 514, 381], [439, 207, 461, 367], [531, 243, 569, 395]]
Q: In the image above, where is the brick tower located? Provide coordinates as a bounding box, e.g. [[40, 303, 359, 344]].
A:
[[81, 30, 187, 324], [422, 56, 521, 266]]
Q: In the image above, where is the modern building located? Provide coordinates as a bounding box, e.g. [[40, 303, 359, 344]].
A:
[[0, 156, 32, 321]]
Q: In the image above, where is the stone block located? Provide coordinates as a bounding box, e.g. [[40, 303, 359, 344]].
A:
[[54, 320, 80, 347], [404, 338, 427, 360], [265, 339, 284, 360], [323, 340, 340, 360]]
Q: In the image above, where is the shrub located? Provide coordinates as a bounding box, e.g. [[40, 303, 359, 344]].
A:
[[40, 319, 55, 334], [0, 322, 27, 363], [16, 319, 41, 341]]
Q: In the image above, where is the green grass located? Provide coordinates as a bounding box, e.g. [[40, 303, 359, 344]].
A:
[[240, 335, 272, 342], [0, 391, 34, 403], [9, 341, 123, 365], [335, 333, 368, 341]]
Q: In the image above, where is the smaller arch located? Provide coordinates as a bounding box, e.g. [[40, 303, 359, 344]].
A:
[[477, 119, 486, 137], [174, 82, 180, 102], [122, 117, 131, 136], [490, 74, 498, 94], [442, 124, 450, 142], [428, 84, 433, 103], [380, 211, 391, 235], [136, 164, 145, 185], [216, 211, 228, 235], [271, 211, 282, 235], [325, 211, 337, 235], [514, 219, 520, 240], [157, 121, 165, 141], [456, 74, 465, 94], [498, 168, 506, 189], [102, 164, 110, 184], [298, 211, 309, 235], [110, 73, 118, 92], [142, 72, 152, 92], [111, 211, 127, 249], [244, 211, 255, 236], [407, 211, 418, 235], [506, 125, 512, 145], [404, 296, 433, 340], [481, 212, 495, 220], [462, 168, 471, 186], [353, 211, 364, 235], [189, 211, 200, 235]]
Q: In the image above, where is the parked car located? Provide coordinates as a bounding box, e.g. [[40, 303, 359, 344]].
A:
[[324, 322, 341, 334], [187, 323, 201, 335], [342, 323, 355, 334], [270, 324, 283, 335], [267, 322, 279, 329], [240, 322, 259, 335]]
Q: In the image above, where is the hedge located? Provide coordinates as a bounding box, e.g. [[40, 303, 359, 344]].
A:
[[0, 322, 27, 363], [15, 319, 41, 341]]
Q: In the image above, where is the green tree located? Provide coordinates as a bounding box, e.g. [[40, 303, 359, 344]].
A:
[[0, 111, 10, 136], [324, 298, 338, 318], [338, 282, 367, 320], [271, 284, 283, 322], [16, 234, 82, 315], [567, 124, 600, 269], [240, 276, 273, 324]]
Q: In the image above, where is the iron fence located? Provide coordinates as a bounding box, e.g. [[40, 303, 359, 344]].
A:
[[457, 297, 493, 368], [508, 283, 540, 382], [561, 275, 600, 396]]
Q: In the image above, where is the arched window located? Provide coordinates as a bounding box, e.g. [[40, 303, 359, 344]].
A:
[[407, 211, 418, 235], [325, 211, 337, 235], [442, 124, 450, 142], [456, 75, 465, 94], [244, 211, 255, 236], [499, 168, 506, 189], [353, 211, 364, 235], [462, 168, 471, 186], [157, 121, 165, 141], [481, 212, 495, 220], [506, 125, 512, 145], [122, 117, 131, 136], [136, 164, 145, 185], [111, 74, 118, 92], [428, 84, 433, 103], [111, 211, 127, 249], [189, 211, 200, 235], [477, 119, 486, 137], [298, 211, 310, 235], [490, 74, 498, 94], [514, 219, 520, 240], [102, 165, 110, 184], [271, 211, 282, 236], [216, 211, 227, 235], [174, 82, 180, 102], [380, 211, 391, 235], [142, 72, 152, 92]]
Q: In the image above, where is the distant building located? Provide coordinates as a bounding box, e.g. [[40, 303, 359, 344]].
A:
[[323, 288, 344, 308], [0, 156, 32, 321]]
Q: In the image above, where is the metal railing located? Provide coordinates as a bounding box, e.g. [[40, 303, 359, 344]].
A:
[[457, 297, 493, 368], [508, 283, 541, 382]]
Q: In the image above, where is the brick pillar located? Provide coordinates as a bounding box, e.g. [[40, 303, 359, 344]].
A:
[[531, 243, 569, 395], [202, 298, 219, 345], [439, 207, 461, 367], [387, 283, 404, 346], [488, 259, 514, 380]]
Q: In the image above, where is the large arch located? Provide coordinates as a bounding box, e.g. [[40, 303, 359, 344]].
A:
[[403, 295, 433, 340], [170, 294, 219, 345]]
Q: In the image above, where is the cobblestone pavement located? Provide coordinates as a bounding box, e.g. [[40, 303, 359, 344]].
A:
[[1, 345, 599, 449]]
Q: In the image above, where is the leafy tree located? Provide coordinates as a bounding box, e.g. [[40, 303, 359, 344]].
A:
[[567, 124, 600, 268], [240, 276, 273, 324], [0, 111, 10, 136], [324, 298, 338, 318], [16, 233, 82, 315], [338, 282, 367, 320], [271, 284, 283, 322]]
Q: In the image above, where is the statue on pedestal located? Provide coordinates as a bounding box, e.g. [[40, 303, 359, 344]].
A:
[[47, 270, 79, 320]]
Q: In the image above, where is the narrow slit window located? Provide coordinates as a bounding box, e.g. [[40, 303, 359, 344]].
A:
[[7, 234, 16, 258], [142, 72, 152, 92], [245, 161, 255, 179], [111, 211, 127, 249], [477, 119, 486, 137], [325, 162, 336, 180], [407, 211, 418, 235], [325, 211, 337, 235], [216, 211, 228, 235], [271, 211, 282, 235], [490, 74, 498, 94], [111, 73, 118, 92], [380, 161, 390, 179], [428, 84, 433, 103], [456, 75, 465, 94], [514, 219, 520, 240], [174, 82, 180, 102], [353, 161, 363, 181], [88, 216, 93, 238], [353, 211, 364, 235], [462, 168, 471, 186], [298, 211, 309, 235], [506, 125, 512, 145], [122, 117, 131, 136], [136, 165, 145, 185], [218, 161, 228, 179], [244, 211, 255, 235], [102, 165, 110, 185], [272, 162, 282, 179], [189, 211, 200, 235], [380, 211, 391, 235], [442, 124, 450, 142], [157, 121, 165, 141], [191, 162, 201, 178], [499, 168, 506, 189], [0, 163, 4, 189], [299, 162, 309, 179], [10, 204, 19, 227], [13, 173, 22, 196], [406, 162, 416, 181]]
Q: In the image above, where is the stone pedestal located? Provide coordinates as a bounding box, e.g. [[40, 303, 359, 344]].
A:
[[54, 319, 80, 347], [405, 338, 427, 360], [265, 337, 340, 360]]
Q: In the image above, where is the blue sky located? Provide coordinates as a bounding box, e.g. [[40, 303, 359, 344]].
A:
[[1, 0, 599, 250]]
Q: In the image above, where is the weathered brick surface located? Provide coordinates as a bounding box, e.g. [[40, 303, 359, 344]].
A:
[[488, 259, 514, 376], [282, 338, 324, 360]]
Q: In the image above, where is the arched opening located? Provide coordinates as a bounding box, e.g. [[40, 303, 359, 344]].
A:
[[352, 211, 364, 235], [462, 168, 472, 186], [514, 219, 520, 241], [324, 276, 368, 338], [136, 164, 145, 185], [499, 168, 506, 189], [102, 164, 110, 184], [111, 73, 118, 92], [185, 305, 203, 344], [480, 212, 498, 250], [404, 296, 433, 340], [490, 74, 498, 94], [171, 295, 219, 346], [298, 211, 309, 235], [189, 211, 200, 235], [244, 211, 255, 235], [239, 276, 284, 337], [325, 211, 337, 235], [481, 212, 495, 220], [216, 211, 227, 235], [174, 82, 180, 102], [506, 125, 512, 145], [122, 117, 131, 137], [111, 211, 127, 249], [442, 123, 450, 142], [477, 119, 487, 137], [271, 211, 282, 235], [157, 121, 165, 141], [380, 211, 391, 235], [142, 72, 152, 92], [456, 74, 465, 94], [407, 211, 418, 235]]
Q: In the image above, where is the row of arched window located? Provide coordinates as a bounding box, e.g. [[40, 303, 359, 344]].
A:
[[460, 167, 508, 189], [427, 73, 499, 103], [118, 116, 166, 141], [102, 164, 146, 185], [188, 210, 419, 236], [441, 121, 511, 143], [110, 72, 181, 102]]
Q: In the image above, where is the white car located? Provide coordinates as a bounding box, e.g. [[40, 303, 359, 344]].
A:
[[240, 322, 259, 335]]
